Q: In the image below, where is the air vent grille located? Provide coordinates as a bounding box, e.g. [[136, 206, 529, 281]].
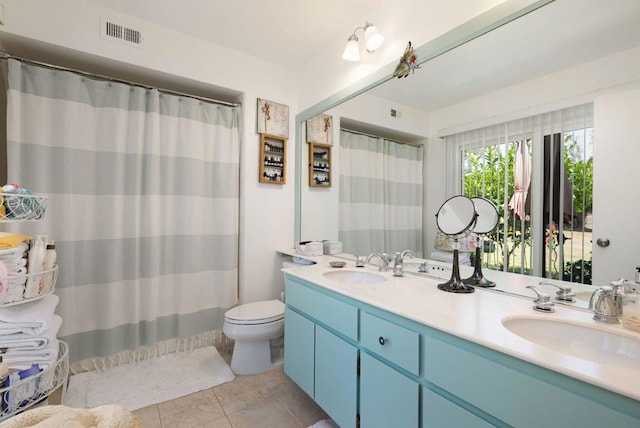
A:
[[101, 18, 142, 46]]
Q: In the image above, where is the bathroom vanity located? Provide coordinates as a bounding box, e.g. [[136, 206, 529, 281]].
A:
[[281, 255, 640, 428]]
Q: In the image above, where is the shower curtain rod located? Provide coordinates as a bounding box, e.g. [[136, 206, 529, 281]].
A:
[[0, 51, 240, 108], [340, 127, 423, 148]]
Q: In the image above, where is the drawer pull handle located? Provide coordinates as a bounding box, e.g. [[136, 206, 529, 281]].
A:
[[378, 336, 387, 346]]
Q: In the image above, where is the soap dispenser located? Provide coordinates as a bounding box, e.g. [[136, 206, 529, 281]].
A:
[[622, 270, 640, 333]]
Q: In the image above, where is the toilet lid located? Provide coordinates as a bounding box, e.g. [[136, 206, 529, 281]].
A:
[[225, 300, 285, 324]]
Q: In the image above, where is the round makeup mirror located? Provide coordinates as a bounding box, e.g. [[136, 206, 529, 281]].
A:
[[471, 197, 499, 234], [463, 197, 499, 288], [435, 195, 477, 238], [435, 195, 477, 294]]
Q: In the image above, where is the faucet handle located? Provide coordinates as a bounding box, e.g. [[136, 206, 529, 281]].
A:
[[354, 255, 366, 268], [526, 285, 555, 313], [539, 281, 575, 302]]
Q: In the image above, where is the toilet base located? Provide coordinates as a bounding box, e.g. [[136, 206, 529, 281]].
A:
[[230, 338, 281, 375]]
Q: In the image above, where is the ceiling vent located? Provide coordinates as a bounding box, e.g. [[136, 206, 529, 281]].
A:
[[100, 17, 142, 47]]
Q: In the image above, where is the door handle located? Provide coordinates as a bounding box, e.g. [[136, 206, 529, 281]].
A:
[[596, 238, 610, 248]]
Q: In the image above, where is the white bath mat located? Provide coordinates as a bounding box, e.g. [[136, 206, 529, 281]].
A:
[[64, 346, 234, 411]]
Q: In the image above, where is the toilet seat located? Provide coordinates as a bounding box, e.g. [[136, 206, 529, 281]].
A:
[[225, 300, 285, 325]]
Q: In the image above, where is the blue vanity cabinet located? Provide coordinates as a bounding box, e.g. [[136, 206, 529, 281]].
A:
[[423, 335, 640, 427], [284, 276, 359, 427], [422, 387, 493, 428], [360, 352, 419, 428], [315, 325, 358, 428], [359, 311, 420, 427], [284, 273, 640, 428], [283, 306, 315, 397]]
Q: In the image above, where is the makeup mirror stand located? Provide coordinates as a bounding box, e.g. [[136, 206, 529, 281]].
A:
[[437, 239, 475, 294], [463, 236, 496, 288]]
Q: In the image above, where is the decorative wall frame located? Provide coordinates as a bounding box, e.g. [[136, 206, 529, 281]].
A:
[[308, 142, 331, 187], [259, 133, 287, 184], [306, 114, 333, 145], [257, 98, 289, 138]]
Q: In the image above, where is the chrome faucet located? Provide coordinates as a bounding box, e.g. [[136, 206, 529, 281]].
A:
[[366, 253, 390, 272], [354, 255, 366, 268], [526, 285, 555, 313], [392, 250, 415, 277], [610, 279, 626, 317], [589, 286, 620, 324]]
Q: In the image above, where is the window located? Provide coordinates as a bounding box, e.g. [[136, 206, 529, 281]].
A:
[[446, 104, 593, 284]]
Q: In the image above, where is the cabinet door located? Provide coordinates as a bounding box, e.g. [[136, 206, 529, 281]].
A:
[[422, 387, 493, 428], [315, 325, 358, 428], [360, 352, 419, 428], [284, 307, 315, 397]]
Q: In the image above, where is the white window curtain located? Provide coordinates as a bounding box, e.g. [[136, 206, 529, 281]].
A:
[[445, 104, 593, 280], [3, 58, 241, 364], [339, 129, 423, 257]]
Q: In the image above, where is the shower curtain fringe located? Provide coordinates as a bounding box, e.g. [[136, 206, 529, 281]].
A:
[[69, 329, 225, 375]]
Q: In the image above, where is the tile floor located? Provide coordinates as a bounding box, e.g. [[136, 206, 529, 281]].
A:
[[132, 345, 329, 428]]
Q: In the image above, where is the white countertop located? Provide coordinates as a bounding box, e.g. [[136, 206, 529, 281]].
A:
[[278, 249, 640, 402]]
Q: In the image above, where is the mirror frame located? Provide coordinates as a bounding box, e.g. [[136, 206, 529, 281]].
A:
[[293, 0, 554, 243]]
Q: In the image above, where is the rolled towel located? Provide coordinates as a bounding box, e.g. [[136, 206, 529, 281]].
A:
[[0, 315, 62, 351], [0, 294, 59, 335]]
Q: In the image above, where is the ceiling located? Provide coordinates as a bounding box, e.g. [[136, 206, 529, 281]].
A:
[[83, 0, 380, 70], [81, 0, 640, 114], [370, 0, 640, 113]]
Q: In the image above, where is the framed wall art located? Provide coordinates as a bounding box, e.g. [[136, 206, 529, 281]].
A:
[[257, 98, 289, 138], [306, 114, 333, 145]]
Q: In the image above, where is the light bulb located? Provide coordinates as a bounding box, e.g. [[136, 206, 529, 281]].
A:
[[342, 35, 360, 61], [364, 23, 384, 52]]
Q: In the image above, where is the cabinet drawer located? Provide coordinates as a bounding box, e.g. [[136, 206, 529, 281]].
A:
[[422, 387, 493, 428], [424, 336, 640, 427], [285, 277, 358, 341], [360, 311, 419, 375]]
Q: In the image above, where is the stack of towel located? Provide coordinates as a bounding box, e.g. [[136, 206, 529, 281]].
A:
[[0, 294, 61, 370], [0, 241, 29, 305]]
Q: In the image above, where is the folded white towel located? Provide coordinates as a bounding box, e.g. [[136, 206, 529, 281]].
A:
[[0, 315, 62, 351], [0, 243, 28, 260], [4, 258, 27, 269], [0, 294, 59, 335], [3, 338, 59, 369]]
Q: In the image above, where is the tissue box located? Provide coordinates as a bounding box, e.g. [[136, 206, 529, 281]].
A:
[[323, 240, 343, 255]]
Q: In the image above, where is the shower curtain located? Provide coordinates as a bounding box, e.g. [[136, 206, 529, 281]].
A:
[[3, 58, 241, 364], [339, 130, 423, 257]]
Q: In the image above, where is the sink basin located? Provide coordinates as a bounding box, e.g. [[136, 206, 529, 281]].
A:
[[323, 270, 387, 284], [502, 316, 640, 370]]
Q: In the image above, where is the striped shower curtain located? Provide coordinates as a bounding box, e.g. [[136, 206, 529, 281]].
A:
[[339, 130, 423, 257], [3, 58, 240, 364]]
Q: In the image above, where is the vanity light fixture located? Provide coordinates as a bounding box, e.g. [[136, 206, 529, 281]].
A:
[[341, 22, 384, 61]]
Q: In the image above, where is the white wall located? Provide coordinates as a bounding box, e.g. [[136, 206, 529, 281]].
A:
[[0, 0, 298, 304]]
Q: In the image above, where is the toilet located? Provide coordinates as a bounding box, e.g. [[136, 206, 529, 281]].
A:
[[223, 299, 285, 375]]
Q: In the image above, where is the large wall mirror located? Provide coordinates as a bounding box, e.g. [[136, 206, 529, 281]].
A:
[[295, 0, 640, 302]]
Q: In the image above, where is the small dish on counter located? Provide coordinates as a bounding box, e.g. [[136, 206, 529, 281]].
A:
[[329, 261, 347, 268]]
